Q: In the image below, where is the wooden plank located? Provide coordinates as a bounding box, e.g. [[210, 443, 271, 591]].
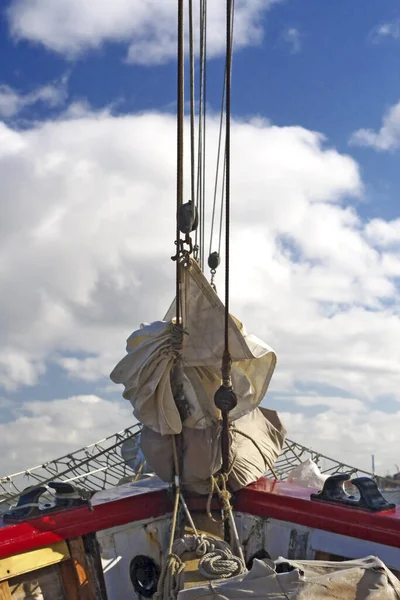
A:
[[0, 582, 12, 600], [8, 565, 65, 600], [82, 534, 108, 600], [0, 542, 69, 582], [59, 559, 80, 600], [68, 537, 96, 600]]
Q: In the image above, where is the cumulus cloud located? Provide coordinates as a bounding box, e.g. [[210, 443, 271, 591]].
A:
[[0, 76, 68, 118], [0, 395, 132, 477], [282, 408, 400, 476], [7, 0, 282, 64], [349, 100, 400, 151], [282, 27, 301, 54], [365, 218, 400, 248], [1, 107, 400, 472], [0, 110, 362, 392]]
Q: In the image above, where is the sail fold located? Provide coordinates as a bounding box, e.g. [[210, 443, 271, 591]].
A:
[[110, 259, 277, 435]]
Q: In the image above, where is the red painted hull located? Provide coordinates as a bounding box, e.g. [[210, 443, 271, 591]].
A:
[[0, 478, 399, 559]]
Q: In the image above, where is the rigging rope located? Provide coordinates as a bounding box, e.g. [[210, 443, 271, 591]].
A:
[[224, 0, 232, 355], [175, 0, 184, 327], [188, 0, 196, 247], [196, 0, 207, 270], [209, 0, 236, 263], [213, 0, 237, 476], [201, 0, 207, 272]]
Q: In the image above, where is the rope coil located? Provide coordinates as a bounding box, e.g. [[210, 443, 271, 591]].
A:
[[153, 554, 185, 600], [199, 548, 245, 580]]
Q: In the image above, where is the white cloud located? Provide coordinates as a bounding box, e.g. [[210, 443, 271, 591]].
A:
[[372, 20, 400, 42], [7, 0, 282, 64], [0, 76, 68, 118], [0, 110, 362, 392], [0, 392, 398, 479], [282, 409, 400, 476], [1, 107, 400, 472], [349, 100, 400, 151], [365, 218, 400, 248], [0, 395, 132, 476], [280, 395, 365, 412], [282, 27, 301, 54]]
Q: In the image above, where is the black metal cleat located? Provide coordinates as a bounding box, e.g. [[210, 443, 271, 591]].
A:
[[2, 481, 92, 523], [310, 473, 396, 512], [48, 481, 92, 509], [2, 485, 48, 522]]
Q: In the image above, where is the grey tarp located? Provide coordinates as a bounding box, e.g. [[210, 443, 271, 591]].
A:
[[139, 407, 285, 494], [178, 556, 400, 600]]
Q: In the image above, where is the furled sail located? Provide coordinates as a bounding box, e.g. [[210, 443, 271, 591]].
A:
[[110, 258, 284, 493], [110, 259, 277, 435]]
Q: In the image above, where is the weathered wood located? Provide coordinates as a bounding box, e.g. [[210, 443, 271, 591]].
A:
[[82, 534, 108, 600], [8, 565, 65, 600], [185, 511, 224, 540], [67, 537, 96, 600], [0, 582, 12, 600], [314, 550, 346, 561], [59, 560, 80, 600], [0, 542, 69, 582]]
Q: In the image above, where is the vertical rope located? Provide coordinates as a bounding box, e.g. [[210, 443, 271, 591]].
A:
[[188, 0, 196, 238], [201, 0, 207, 272], [176, 0, 184, 326], [209, 0, 235, 262], [213, 0, 236, 478], [224, 0, 232, 354], [196, 0, 204, 268]]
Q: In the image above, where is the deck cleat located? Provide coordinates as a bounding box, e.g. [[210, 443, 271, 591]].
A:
[[311, 473, 396, 512]]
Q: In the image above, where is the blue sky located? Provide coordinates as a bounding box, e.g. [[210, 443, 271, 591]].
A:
[[2, 0, 400, 224], [1, 0, 400, 477]]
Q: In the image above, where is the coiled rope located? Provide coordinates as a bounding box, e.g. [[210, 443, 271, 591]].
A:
[[155, 533, 245, 600], [174, 535, 245, 580]]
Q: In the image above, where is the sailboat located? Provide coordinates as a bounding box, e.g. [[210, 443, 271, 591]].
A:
[[1, 1, 400, 599]]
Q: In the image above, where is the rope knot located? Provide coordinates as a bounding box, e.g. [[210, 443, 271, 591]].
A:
[[199, 548, 246, 580]]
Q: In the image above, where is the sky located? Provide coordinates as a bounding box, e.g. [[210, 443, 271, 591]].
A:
[[1, 0, 400, 479]]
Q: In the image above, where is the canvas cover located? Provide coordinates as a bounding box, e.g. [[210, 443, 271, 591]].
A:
[[178, 556, 400, 600], [139, 407, 285, 494], [110, 259, 277, 436]]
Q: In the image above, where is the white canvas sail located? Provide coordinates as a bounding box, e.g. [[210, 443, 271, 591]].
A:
[[110, 258, 277, 436]]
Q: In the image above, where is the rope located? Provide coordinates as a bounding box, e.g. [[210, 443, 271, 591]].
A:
[[175, 0, 184, 326], [172, 533, 228, 557], [206, 473, 232, 523], [196, 0, 207, 269], [155, 530, 246, 598], [209, 0, 236, 262], [199, 548, 245, 580], [188, 0, 196, 238], [154, 438, 182, 600], [224, 0, 232, 356], [172, 534, 246, 581], [153, 553, 185, 600], [201, 0, 207, 272], [206, 473, 246, 565]]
